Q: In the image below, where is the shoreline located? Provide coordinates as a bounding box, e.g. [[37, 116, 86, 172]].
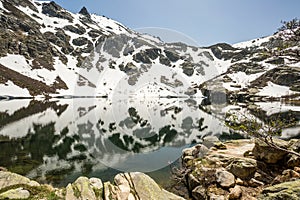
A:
[[0, 138, 299, 199]]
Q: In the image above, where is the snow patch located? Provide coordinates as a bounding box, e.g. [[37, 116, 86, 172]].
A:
[[258, 82, 298, 97], [0, 81, 30, 97]]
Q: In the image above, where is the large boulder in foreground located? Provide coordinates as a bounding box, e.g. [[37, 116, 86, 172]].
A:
[[110, 172, 185, 200], [252, 138, 289, 164], [259, 180, 300, 200], [0, 170, 183, 200]]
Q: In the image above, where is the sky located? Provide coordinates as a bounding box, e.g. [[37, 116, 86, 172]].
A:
[[51, 0, 300, 46]]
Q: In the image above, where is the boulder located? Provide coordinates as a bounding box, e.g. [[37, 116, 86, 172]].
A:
[[64, 25, 86, 35], [209, 194, 225, 200], [227, 158, 257, 179], [252, 139, 289, 164], [182, 144, 209, 159], [202, 136, 220, 148], [259, 180, 300, 200], [216, 170, 235, 188], [0, 187, 30, 199], [112, 172, 185, 200], [192, 185, 207, 200], [0, 171, 39, 190], [229, 185, 242, 199], [65, 176, 103, 200], [72, 37, 88, 46]]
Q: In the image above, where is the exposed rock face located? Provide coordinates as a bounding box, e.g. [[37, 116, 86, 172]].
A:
[[0, 171, 184, 200], [79, 6, 90, 17], [112, 172, 185, 200], [226, 158, 257, 179], [0, 171, 40, 190], [252, 138, 289, 164], [0, 188, 30, 199], [42, 1, 73, 22], [259, 180, 300, 200]]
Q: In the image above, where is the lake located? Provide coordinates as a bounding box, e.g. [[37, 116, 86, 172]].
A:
[[0, 97, 299, 187]]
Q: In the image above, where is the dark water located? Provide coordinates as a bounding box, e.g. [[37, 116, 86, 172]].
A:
[[0, 98, 299, 187]]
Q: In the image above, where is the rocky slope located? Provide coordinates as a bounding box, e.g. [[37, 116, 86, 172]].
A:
[[201, 30, 300, 101], [0, 0, 229, 98], [0, 0, 298, 99]]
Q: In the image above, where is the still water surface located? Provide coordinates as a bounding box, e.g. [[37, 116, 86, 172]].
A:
[[0, 98, 298, 187]]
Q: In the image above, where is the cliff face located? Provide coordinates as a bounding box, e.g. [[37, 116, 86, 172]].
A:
[[0, 0, 298, 98]]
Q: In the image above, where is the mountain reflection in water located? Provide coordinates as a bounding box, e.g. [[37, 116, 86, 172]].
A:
[[0, 98, 299, 186]]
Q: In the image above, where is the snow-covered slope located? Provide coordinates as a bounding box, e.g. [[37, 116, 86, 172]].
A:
[[0, 0, 229, 98], [0, 0, 299, 100], [201, 30, 300, 100]]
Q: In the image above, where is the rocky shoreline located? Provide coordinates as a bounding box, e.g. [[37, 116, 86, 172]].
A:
[[0, 170, 184, 200], [0, 138, 299, 200], [181, 137, 300, 200]]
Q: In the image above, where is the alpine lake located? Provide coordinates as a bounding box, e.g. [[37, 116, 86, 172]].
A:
[[0, 96, 299, 188]]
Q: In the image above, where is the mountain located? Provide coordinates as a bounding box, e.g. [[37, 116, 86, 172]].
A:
[[0, 0, 299, 100], [201, 33, 300, 102]]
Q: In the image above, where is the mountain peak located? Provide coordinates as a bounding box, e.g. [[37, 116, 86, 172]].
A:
[[79, 6, 90, 17]]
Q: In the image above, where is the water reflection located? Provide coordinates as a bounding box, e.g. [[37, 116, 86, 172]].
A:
[[0, 98, 299, 186]]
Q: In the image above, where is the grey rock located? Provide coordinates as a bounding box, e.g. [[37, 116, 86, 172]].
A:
[[0, 187, 30, 199], [187, 173, 200, 190], [66, 176, 98, 200], [227, 158, 257, 179], [72, 37, 88, 46], [202, 135, 220, 148], [42, 1, 73, 22], [181, 62, 194, 76], [112, 172, 185, 200], [229, 185, 242, 199], [209, 193, 225, 200], [216, 170, 235, 188], [259, 180, 300, 200], [0, 171, 33, 190], [252, 138, 289, 164], [79, 7, 90, 17], [64, 24, 86, 35], [192, 185, 207, 200]]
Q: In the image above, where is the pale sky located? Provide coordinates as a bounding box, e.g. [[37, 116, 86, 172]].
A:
[[50, 0, 300, 46]]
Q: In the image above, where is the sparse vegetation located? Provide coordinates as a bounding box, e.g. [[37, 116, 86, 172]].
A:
[[226, 112, 300, 157], [278, 18, 300, 41]]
